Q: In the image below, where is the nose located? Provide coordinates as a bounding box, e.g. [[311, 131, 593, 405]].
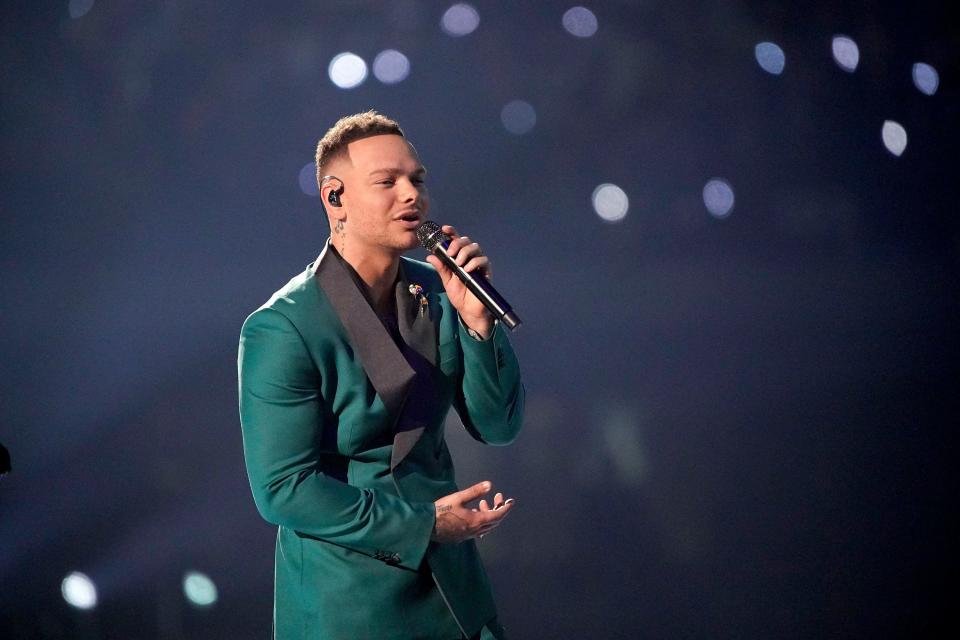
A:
[[398, 177, 421, 203]]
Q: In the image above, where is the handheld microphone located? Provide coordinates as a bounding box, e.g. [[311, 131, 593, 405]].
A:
[[416, 221, 522, 331]]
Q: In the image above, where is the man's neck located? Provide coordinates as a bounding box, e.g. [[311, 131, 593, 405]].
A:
[[334, 239, 400, 314]]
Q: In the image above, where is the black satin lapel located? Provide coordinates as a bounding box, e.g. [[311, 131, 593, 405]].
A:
[[396, 259, 439, 368], [390, 426, 426, 473], [314, 244, 414, 420], [389, 260, 443, 472]]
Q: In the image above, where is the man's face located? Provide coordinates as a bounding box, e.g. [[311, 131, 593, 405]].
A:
[[336, 134, 429, 254]]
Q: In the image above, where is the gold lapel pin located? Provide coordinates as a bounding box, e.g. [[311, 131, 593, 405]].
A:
[[408, 283, 428, 318]]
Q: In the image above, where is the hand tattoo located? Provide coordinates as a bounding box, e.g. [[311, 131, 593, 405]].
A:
[[433, 504, 469, 542]]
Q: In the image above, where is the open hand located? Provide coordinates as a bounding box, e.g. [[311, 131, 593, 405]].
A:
[[431, 480, 515, 544]]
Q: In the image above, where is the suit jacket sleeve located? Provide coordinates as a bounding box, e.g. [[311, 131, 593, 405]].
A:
[[238, 307, 435, 571], [453, 318, 525, 445]]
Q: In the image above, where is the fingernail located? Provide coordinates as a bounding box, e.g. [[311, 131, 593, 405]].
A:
[[482, 481, 491, 490]]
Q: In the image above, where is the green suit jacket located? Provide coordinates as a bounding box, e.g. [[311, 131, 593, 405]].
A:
[[238, 243, 524, 639]]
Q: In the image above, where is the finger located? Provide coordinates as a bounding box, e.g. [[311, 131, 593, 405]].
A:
[[481, 522, 502, 534], [476, 499, 514, 523], [441, 224, 459, 240], [446, 236, 470, 259], [452, 241, 481, 267], [455, 480, 491, 504], [476, 520, 502, 537], [479, 499, 490, 511], [493, 492, 504, 509], [425, 255, 453, 284], [461, 256, 490, 277]]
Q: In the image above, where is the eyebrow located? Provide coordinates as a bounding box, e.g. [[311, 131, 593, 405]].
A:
[[368, 166, 427, 177]]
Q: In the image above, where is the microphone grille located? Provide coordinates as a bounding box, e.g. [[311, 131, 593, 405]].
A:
[[416, 221, 447, 250]]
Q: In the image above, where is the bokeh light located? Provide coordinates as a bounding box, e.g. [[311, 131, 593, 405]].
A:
[[592, 183, 629, 222], [562, 7, 598, 38], [599, 405, 648, 486], [328, 52, 368, 89], [755, 42, 785, 75], [183, 571, 218, 607], [61, 572, 97, 610], [68, 0, 95, 19], [831, 35, 860, 72], [881, 120, 907, 157], [500, 100, 537, 135], [703, 179, 735, 218], [372, 50, 410, 84], [441, 3, 479, 37], [912, 63, 939, 96], [299, 162, 319, 197]]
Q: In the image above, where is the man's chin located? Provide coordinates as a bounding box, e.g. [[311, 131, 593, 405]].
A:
[[397, 233, 421, 252]]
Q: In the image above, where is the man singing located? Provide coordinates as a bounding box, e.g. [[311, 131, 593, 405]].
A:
[[238, 111, 525, 639]]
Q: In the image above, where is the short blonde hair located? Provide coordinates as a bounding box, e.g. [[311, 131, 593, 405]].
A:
[[314, 110, 405, 186]]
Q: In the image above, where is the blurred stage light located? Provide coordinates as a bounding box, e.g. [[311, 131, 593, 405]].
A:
[[68, 0, 95, 19], [592, 183, 629, 222], [881, 120, 907, 157], [373, 50, 410, 84], [562, 6, 598, 38], [183, 571, 218, 607], [754, 42, 785, 75], [703, 179, 735, 218], [61, 572, 97, 610], [912, 63, 939, 96], [441, 3, 479, 37], [328, 52, 368, 89], [299, 162, 319, 197], [500, 100, 537, 135], [599, 406, 647, 486], [831, 35, 860, 72]]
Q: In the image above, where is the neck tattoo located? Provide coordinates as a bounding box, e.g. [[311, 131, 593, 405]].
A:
[[333, 219, 346, 254]]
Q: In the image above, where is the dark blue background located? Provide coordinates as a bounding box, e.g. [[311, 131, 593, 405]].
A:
[[1, 2, 957, 638]]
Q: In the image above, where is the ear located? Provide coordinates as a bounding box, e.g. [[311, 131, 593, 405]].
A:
[[320, 176, 345, 217]]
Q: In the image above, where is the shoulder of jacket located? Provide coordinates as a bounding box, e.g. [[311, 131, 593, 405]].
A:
[[242, 264, 324, 331]]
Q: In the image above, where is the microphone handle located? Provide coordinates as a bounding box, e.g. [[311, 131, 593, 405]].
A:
[[430, 246, 522, 331]]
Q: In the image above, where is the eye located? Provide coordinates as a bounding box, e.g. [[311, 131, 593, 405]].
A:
[[377, 179, 395, 186]]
